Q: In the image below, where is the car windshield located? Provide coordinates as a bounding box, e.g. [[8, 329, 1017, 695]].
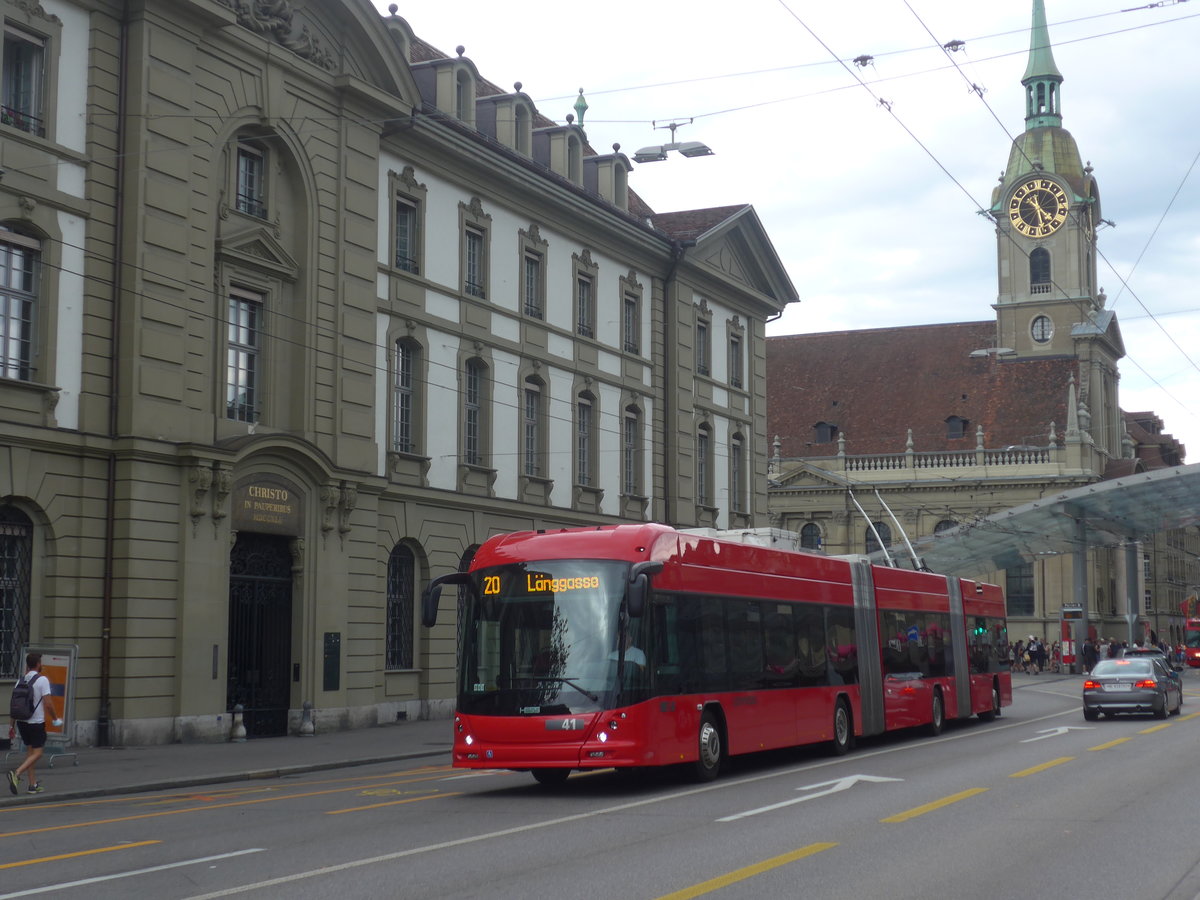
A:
[[1091, 659, 1153, 676]]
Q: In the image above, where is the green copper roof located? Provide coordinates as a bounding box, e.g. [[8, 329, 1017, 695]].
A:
[[1023, 0, 1062, 81], [1022, 0, 1063, 129]]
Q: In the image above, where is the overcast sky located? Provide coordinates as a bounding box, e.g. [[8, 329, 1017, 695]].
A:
[[373, 0, 1200, 456]]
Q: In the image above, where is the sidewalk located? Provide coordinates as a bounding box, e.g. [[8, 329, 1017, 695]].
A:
[[0, 718, 453, 805]]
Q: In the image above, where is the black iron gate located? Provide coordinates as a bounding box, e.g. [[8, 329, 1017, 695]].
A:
[[227, 533, 293, 738]]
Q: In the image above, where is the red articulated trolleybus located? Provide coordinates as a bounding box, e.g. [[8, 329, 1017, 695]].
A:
[[422, 524, 1011, 785]]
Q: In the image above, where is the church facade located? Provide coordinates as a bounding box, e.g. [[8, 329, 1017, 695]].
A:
[[766, 0, 1197, 648]]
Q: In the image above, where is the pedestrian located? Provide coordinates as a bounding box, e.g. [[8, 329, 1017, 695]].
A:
[[7, 652, 62, 795], [1082, 638, 1097, 674]]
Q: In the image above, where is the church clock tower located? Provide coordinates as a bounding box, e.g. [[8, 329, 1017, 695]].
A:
[[991, 0, 1125, 458], [992, 0, 1107, 358]]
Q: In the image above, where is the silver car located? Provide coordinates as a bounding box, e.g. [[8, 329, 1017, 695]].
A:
[[1083, 657, 1182, 720]]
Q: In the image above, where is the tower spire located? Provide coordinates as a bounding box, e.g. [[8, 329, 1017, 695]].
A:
[[1023, 0, 1063, 128]]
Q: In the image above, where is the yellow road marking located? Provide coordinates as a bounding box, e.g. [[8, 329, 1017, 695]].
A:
[[881, 788, 988, 823], [1010, 757, 1073, 777], [0, 772, 456, 839], [1139, 722, 1173, 734], [653, 843, 838, 900], [328, 791, 464, 815], [1179, 711, 1200, 721], [0, 839, 159, 869], [1089, 737, 1130, 751]]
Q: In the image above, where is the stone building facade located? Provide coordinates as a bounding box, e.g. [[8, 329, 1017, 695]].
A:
[[0, 0, 795, 743]]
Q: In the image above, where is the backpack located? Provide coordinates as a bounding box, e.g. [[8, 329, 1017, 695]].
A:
[[9, 672, 41, 721]]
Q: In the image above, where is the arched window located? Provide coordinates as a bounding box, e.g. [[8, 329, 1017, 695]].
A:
[[865, 522, 891, 555], [386, 544, 415, 670], [800, 523, 821, 550], [0, 507, 32, 678], [933, 519, 957, 535], [1030, 247, 1051, 293]]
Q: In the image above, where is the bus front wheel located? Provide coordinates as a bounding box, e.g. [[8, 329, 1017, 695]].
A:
[[531, 768, 570, 786], [691, 712, 722, 782], [927, 689, 945, 736]]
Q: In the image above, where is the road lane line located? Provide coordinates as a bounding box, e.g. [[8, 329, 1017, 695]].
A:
[[1088, 738, 1130, 751], [0, 848, 264, 899], [327, 791, 463, 814], [0, 840, 159, 869], [651, 843, 839, 900], [0, 773, 458, 839], [1139, 722, 1174, 733], [880, 788, 988, 823], [1009, 757, 1074, 777]]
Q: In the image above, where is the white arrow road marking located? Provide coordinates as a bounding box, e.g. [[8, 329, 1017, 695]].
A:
[[717, 774, 903, 822], [1020, 726, 1092, 743]]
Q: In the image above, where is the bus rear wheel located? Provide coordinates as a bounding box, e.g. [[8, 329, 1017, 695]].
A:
[[531, 768, 570, 786], [978, 683, 1001, 721], [927, 690, 945, 736], [829, 699, 852, 756], [691, 711, 722, 782]]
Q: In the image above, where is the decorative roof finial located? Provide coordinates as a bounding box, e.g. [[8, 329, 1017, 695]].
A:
[[574, 88, 589, 126]]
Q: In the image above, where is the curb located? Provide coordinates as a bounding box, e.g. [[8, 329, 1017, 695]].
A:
[[0, 745, 450, 806]]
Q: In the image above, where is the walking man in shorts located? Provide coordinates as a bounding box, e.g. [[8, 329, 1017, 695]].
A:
[[8, 652, 62, 795]]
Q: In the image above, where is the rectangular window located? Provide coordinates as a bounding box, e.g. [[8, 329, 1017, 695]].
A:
[[623, 293, 639, 354], [623, 410, 639, 496], [0, 230, 38, 381], [731, 436, 745, 513], [576, 276, 593, 338], [523, 253, 542, 318], [697, 429, 710, 507], [465, 228, 486, 298], [464, 361, 482, 466], [696, 320, 710, 376], [576, 397, 592, 485], [392, 341, 414, 453], [226, 291, 262, 422], [1142, 554, 1151, 580], [2, 26, 44, 137], [235, 144, 267, 218], [523, 385, 540, 477], [394, 199, 419, 273], [1005, 563, 1034, 617], [729, 334, 743, 389], [1144, 590, 1153, 614]]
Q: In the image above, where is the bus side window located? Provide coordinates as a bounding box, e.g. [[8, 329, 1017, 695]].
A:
[[826, 606, 858, 685], [652, 599, 682, 694]]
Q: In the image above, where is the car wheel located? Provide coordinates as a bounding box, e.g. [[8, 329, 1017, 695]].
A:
[[1083, 708, 1099, 721], [1153, 698, 1169, 720]]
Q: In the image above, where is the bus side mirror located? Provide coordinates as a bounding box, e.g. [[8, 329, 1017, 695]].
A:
[[422, 572, 470, 628], [626, 561, 663, 618]]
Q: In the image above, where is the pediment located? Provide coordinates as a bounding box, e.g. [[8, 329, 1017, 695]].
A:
[[771, 461, 849, 490], [696, 231, 764, 293], [688, 207, 796, 310], [216, 225, 301, 282]]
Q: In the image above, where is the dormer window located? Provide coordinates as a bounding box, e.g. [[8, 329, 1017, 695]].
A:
[[945, 416, 969, 439], [515, 103, 531, 155], [814, 421, 838, 443], [567, 133, 582, 184]]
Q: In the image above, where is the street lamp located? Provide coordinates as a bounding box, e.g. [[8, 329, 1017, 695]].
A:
[[633, 119, 714, 164]]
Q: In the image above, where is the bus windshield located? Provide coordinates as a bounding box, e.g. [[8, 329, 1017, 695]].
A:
[[458, 559, 641, 716], [1185, 627, 1200, 649]]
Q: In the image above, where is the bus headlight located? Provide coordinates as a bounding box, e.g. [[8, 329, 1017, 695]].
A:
[[597, 731, 608, 743]]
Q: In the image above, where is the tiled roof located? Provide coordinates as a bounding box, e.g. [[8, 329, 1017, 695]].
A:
[[766, 322, 1080, 457], [651, 205, 750, 240]]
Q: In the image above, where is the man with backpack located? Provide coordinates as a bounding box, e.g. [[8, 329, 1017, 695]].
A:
[[7, 652, 62, 795]]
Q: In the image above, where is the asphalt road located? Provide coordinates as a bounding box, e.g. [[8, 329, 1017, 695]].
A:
[[1, 672, 1197, 900]]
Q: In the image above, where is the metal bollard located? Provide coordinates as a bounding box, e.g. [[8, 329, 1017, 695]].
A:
[[231, 703, 247, 742], [299, 700, 314, 736]]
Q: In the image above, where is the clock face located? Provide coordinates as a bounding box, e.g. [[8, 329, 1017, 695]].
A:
[[1008, 178, 1068, 237]]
